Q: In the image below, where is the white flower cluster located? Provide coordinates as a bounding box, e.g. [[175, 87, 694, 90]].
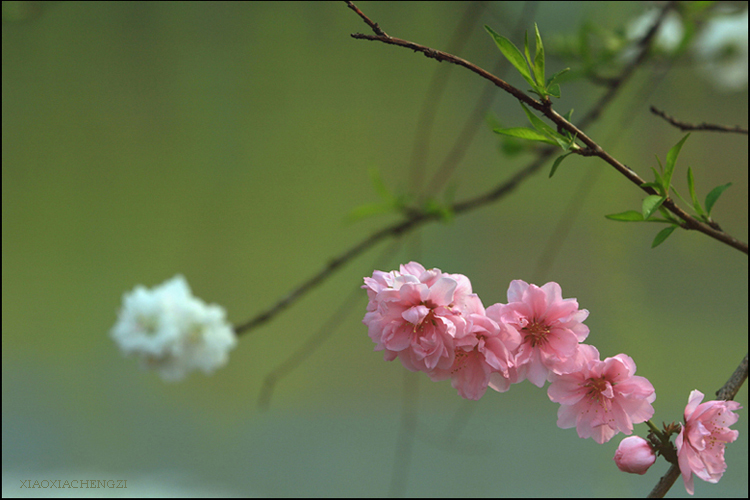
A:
[[111, 275, 236, 381], [626, 7, 748, 91], [694, 8, 748, 91]]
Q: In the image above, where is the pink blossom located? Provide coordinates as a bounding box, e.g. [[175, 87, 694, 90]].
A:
[[613, 436, 656, 475], [675, 390, 742, 495], [547, 345, 656, 444], [429, 295, 521, 400], [362, 262, 473, 374], [486, 280, 589, 387]]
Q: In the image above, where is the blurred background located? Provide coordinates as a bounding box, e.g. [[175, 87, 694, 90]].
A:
[[2, 1, 747, 497]]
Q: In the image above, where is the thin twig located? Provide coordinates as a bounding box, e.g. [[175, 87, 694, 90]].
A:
[[650, 106, 749, 135], [234, 209, 432, 336], [715, 353, 748, 401], [256, 239, 403, 409], [409, 1, 488, 194], [424, 1, 540, 197], [234, 1, 734, 337], [349, 3, 747, 255], [388, 370, 419, 497], [345, 0, 386, 37]]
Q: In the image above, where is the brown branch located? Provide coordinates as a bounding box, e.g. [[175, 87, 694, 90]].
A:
[[648, 464, 681, 498], [715, 353, 749, 401], [650, 106, 749, 135], [423, 1, 540, 198], [234, 209, 432, 335], [235, 1, 743, 337], [578, 2, 677, 129], [345, 0, 386, 37], [348, 3, 748, 255]]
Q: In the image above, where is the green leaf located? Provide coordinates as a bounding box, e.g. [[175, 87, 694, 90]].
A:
[[369, 167, 393, 201], [605, 211, 645, 222], [344, 203, 395, 224], [533, 23, 545, 88], [519, 103, 567, 148], [493, 127, 559, 145], [485, 25, 535, 89], [664, 133, 690, 191], [521, 103, 555, 136], [642, 195, 666, 220], [650, 166, 665, 195], [651, 225, 677, 248], [549, 151, 574, 178], [524, 31, 532, 76], [562, 108, 574, 122], [564, 132, 578, 151], [547, 84, 561, 98], [705, 182, 732, 215], [424, 198, 454, 224], [658, 206, 681, 225], [686, 167, 704, 215], [546, 67, 570, 88], [669, 186, 694, 215]]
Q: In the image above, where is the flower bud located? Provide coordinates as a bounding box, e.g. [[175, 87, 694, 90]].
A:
[[613, 436, 656, 475]]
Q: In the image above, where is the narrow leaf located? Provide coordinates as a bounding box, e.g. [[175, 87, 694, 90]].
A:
[[605, 211, 645, 222], [345, 203, 394, 224], [546, 67, 571, 87], [485, 26, 535, 88], [705, 182, 732, 215], [549, 151, 574, 178], [524, 31, 532, 74], [533, 23, 545, 87], [493, 127, 559, 145], [650, 166, 665, 195], [651, 225, 677, 248], [520, 103, 567, 148], [521, 103, 556, 136], [669, 185, 690, 208], [664, 133, 690, 190], [547, 84, 561, 98], [642, 195, 666, 220], [686, 167, 703, 215], [369, 167, 393, 201]]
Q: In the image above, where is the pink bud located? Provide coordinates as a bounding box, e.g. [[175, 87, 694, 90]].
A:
[[614, 436, 656, 475]]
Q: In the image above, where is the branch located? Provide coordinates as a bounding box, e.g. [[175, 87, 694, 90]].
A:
[[234, 0, 741, 337], [234, 209, 431, 335], [650, 106, 749, 135], [348, 3, 748, 255]]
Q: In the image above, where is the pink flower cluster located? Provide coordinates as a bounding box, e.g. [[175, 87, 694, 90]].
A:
[[362, 262, 656, 443], [363, 262, 741, 493], [362, 262, 518, 400]]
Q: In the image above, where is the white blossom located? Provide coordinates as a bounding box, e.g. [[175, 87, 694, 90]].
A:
[[693, 8, 748, 91], [626, 8, 684, 55], [111, 275, 236, 381]]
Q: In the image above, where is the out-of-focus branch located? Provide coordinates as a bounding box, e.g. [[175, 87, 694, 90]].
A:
[[348, 2, 747, 255], [234, 1, 720, 336], [650, 106, 749, 135]]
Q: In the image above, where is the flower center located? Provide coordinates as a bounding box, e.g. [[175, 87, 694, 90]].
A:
[[451, 349, 470, 374], [523, 320, 550, 347], [584, 376, 609, 402], [412, 308, 437, 332]]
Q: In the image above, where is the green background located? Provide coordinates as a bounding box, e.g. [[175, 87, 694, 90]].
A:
[[3, 1, 747, 497]]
